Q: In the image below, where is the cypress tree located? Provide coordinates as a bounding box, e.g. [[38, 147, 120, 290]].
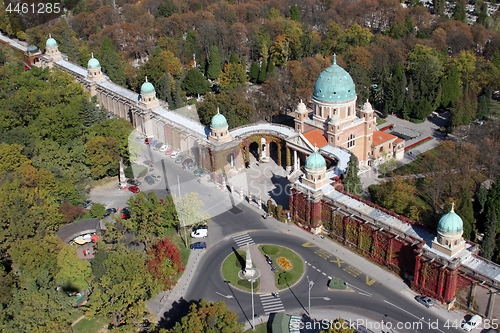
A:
[[343, 154, 362, 195], [482, 211, 497, 260], [249, 61, 259, 83], [257, 58, 267, 84], [453, 0, 467, 23], [266, 60, 275, 78], [456, 189, 475, 240], [288, 5, 301, 22], [207, 46, 222, 80], [229, 52, 239, 65]]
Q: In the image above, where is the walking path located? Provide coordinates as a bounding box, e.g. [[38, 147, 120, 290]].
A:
[[249, 244, 277, 294]]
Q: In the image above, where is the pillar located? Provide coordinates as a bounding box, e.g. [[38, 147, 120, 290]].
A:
[[286, 147, 291, 168], [293, 150, 298, 171], [413, 255, 422, 289], [386, 237, 394, 264], [258, 197, 262, 210], [277, 142, 282, 166], [437, 267, 446, 297], [444, 269, 458, 303]]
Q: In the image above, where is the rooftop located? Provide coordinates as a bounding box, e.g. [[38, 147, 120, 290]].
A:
[[372, 130, 397, 147], [303, 129, 328, 148]]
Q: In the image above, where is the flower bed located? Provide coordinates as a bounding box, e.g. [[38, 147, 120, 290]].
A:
[[277, 257, 291, 270], [405, 136, 432, 151]]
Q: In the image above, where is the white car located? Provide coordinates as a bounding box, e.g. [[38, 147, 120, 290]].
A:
[[461, 315, 482, 331], [159, 144, 169, 152], [191, 225, 208, 238], [170, 150, 180, 158]]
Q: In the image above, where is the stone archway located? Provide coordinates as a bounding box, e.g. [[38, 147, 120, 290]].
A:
[[227, 152, 235, 167]]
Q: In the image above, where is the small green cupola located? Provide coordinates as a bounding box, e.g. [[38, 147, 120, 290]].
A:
[[210, 108, 228, 129], [141, 76, 156, 94], [88, 53, 101, 69], [305, 149, 326, 170], [437, 203, 463, 234]]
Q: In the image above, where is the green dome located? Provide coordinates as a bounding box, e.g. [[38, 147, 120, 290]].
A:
[[313, 55, 356, 103], [211, 109, 228, 128], [141, 78, 155, 94], [437, 204, 463, 234], [306, 151, 326, 170], [46, 37, 57, 47], [26, 45, 38, 54], [88, 56, 100, 69]]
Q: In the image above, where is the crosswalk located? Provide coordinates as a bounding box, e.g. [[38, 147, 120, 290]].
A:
[[233, 233, 255, 248], [259, 294, 285, 314]]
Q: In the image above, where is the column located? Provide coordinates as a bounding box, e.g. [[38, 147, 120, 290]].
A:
[[437, 267, 446, 298], [277, 143, 282, 166], [444, 269, 458, 302], [293, 150, 298, 171], [413, 255, 422, 288]]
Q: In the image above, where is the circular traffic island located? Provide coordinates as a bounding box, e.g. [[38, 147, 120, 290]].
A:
[[258, 244, 304, 290], [221, 249, 260, 292]]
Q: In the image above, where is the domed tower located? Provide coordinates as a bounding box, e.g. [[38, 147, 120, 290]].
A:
[[294, 99, 309, 133], [139, 76, 160, 108], [302, 148, 329, 189], [312, 54, 357, 122], [44, 34, 62, 62], [209, 108, 232, 143], [87, 53, 104, 81], [432, 203, 466, 257]]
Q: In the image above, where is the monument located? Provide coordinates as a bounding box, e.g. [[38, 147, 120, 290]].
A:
[[238, 243, 261, 280], [119, 159, 127, 189]]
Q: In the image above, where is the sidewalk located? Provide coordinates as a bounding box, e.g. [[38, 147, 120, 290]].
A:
[[249, 244, 277, 294]]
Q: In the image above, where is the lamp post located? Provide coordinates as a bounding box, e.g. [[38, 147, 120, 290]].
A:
[[249, 278, 256, 330], [307, 276, 314, 318]]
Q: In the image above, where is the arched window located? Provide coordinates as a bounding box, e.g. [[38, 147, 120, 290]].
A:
[[347, 134, 355, 148]]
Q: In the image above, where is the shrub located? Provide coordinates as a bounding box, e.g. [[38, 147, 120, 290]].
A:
[[277, 257, 291, 270], [278, 271, 292, 285], [328, 278, 346, 290], [262, 245, 278, 255]]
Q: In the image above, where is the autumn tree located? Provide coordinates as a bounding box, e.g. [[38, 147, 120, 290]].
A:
[[168, 299, 244, 333], [147, 237, 184, 290], [85, 136, 120, 179], [218, 62, 246, 90]]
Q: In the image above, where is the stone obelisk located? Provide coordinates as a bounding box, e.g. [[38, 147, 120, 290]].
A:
[[238, 243, 261, 280], [119, 158, 127, 189]]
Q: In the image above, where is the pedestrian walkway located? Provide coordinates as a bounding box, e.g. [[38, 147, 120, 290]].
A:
[[233, 232, 255, 248], [249, 244, 276, 293], [260, 293, 285, 314]]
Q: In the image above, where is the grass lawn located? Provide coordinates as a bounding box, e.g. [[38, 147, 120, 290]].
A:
[[376, 117, 387, 126], [258, 245, 304, 290], [163, 227, 190, 267], [392, 146, 439, 176], [72, 316, 108, 333], [221, 250, 260, 292], [245, 322, 267, 333]]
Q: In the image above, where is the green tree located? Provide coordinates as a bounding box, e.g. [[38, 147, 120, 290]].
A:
[[482, 211, 496, 260], [485, 174, 500, 232], [218, 62, 246, 90], [477, 184, 488, 213], [343, 154, 361, 195], [258, 58, 268, 84], [169, 299, 244, 333], [477, 88, 492, 120], [440, 66, 462, 108], [157, 72, 174, 107], [319, 318, 355, 333], [249, 61, 259, 83], [90, 202, 106, 219], [174, 192, 210, 245], [384, 62, 407, 117], [206, 46, 222, 80], [181, 68, 210, 96], [85, 136, 120, 179], [0, 48, 6, 66], [98, 37, 126, 86], [456, 189, 474, 240], [156, 0, 178, 18], [288, 4, 301, 22], [87, 247, 160, 327], [454, 0, 467, 23], [55, 244, 92, 290]]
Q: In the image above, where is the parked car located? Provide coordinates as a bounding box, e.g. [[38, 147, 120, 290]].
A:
[[175, 155, 185, 164], [144, 175, 155, 185], [127, 178, 141, 186], [194, 169, 206, 177], [191, 225, 208, 238], [461, 315, 482, 331], [128, 185, 140, 193], [159, 144, 169, 152], [170, 150, 180, 158], [82, 200, 93, 209], [151, 174, 161, 180], [190, 241, 207, 250], [165, 147, 174, 155], [104, 208, 117, 217], [121, 207, 131, 219], [188, 162, 196, 170], [149, 139, 158, 147], [415, 296, 434, 308], [153, 142, 163, 151]]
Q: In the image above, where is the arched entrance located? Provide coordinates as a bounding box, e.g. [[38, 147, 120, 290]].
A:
[[269, 141, 279, 165], [226, 153, 235, 167], [249, 142, 259, 160]]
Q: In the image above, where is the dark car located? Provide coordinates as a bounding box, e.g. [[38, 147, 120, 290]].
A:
[[415, 295, 434, 308], [128, 186, 140, 193], [144, 175, 155, 185], [175, 155, 185, 164], [104, 208, 117, 217], [82, 200, 93, 209], [127, 178, 141, 186], [194, 168, 206, 177], [190, 241, 207, 250], [121, 207, 131, 219]]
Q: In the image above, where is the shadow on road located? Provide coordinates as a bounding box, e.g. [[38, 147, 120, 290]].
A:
[[287, 283, 308, 316], [158, 297, 195, 329], [224, 280, 252, 329]]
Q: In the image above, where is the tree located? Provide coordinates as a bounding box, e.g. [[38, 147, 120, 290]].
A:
[[55, 244, 92, 290], [0, 48, 6, 66], [84, 136, 120, 179], [384, 62, 406, 117], [87, 247, 160, 327], [456, 188, 474, 240], [181, 68, 210, 96], [319, 318, 355, 333], [206, 46, 222, 80], [168, 299, 244, 333], [257, 58, 268, 84], [288, 5, 301, 22], [146, 237, 184, 290], [218, 62, 246, 91], [174, 192, 210, 245], [477, 184, 488, 214], [440, 66, 462, 108], [156, 0, 178, 18], [98, 37, 126, 86], [342, 154, 361, 195], [90, 203, 106, 219], [482, 211, 496, 260], [454, 0, 467, 23], [485, 174, 500, 232], [249, 61, 259, 83]]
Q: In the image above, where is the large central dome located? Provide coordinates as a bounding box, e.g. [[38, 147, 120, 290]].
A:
[[312, 55, 356, 103]]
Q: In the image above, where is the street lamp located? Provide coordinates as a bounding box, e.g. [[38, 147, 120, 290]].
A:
[[249, 278, 256, 330], [307, 276, 314, 317]]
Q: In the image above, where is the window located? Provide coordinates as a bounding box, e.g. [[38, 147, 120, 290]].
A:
[[347, 134, 355, 148], [348, 107, 351, 116]]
